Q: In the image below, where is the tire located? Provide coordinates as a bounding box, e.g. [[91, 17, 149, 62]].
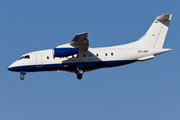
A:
[[77, 74, 82, 80], [20, 75, 24, 80]]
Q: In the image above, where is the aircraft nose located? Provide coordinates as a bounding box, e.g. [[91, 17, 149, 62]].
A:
[[8, 64, 13, 71], [8, 67, 12, 71], [8, 61, 23, 72], [8, 62, 17, 71]]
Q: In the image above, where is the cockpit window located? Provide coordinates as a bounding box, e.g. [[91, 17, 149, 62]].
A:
[[18, 56, 24, 60], [24, 55, 30, 59], [18, 55, 30, 60]]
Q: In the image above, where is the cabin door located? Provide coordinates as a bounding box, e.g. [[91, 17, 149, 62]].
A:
[[36, 53, 43, 67]]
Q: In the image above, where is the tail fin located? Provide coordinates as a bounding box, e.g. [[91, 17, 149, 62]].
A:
[[120, 14, 172, 49]]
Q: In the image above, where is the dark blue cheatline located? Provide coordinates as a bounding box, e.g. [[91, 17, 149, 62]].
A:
[[8, 60, 136, 72]]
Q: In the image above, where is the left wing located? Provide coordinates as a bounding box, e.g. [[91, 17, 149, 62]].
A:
[[69, 32, 89, 51]]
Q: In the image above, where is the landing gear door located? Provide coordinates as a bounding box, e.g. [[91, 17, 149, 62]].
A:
[[36, 53, 43, 67]]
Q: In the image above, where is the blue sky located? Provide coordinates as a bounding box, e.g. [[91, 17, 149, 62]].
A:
[[1, 0, 180, 120]]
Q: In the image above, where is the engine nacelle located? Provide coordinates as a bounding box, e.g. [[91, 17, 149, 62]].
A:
[[53, 48, 79, 57]]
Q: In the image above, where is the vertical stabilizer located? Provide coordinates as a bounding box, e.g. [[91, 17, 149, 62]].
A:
[[119, 14, 172, 49], [136, 14, 171, 48]]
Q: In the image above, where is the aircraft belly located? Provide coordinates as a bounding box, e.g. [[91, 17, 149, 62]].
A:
[[8, 60, 136, 72]]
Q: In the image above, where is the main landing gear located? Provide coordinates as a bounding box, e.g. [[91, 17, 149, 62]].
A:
[[76, 68, 84, 80], [20, 71, 26, 80]]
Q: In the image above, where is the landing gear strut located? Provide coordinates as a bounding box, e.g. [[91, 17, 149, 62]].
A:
[[76, 68, 84, 80]]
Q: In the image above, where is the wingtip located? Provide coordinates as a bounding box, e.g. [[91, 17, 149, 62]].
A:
[[168, 48, 172, 51], [76, 32, 88, 36]]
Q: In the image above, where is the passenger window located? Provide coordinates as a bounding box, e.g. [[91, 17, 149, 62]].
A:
[[96, 54, 99, 56], [84, 54, 86, 57], [47, 56, 49, 59], [105, 53, 107, 56], [111, 53, 113, 56]]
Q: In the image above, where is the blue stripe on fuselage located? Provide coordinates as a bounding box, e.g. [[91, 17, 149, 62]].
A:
[[8, 60, 136, 72]]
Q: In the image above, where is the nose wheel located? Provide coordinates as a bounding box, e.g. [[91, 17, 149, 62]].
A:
[[20, 75, 24, 80], [20, 71, 26, 80], [76, 68, 84, 80]]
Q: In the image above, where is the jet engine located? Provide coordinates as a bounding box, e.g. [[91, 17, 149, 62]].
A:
[[53, 48, 79, 57]]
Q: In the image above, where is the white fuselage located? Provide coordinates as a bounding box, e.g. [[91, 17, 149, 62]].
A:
[[8, 46, 171, 73]]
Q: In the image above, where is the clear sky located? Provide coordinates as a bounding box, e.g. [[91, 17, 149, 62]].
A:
[[1, 0, 180, 120]]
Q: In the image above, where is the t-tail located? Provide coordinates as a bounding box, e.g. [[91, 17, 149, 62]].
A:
[[119, 14, 172, 50]]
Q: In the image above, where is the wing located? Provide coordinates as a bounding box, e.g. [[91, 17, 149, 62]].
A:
[[69, 32, 89, 51]]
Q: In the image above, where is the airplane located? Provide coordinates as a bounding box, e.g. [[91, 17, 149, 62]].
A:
[[8, 14, 172, 80]]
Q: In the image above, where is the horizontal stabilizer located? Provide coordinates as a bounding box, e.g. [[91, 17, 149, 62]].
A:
[[156, 14, 171, 21], [137, 48, 171, 61]]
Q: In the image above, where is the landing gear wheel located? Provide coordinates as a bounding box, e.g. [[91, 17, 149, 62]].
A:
[[77, 74, 82, 80], [20, 75, 24, 80], [76, 67, 84, 80]]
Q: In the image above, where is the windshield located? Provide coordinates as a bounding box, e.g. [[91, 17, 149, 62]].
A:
[[18, 55, 30, 60]]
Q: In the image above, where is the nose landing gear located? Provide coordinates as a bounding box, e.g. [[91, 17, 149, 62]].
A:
[[20, 71, 26, 80], [76, 68, 84, 80]]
